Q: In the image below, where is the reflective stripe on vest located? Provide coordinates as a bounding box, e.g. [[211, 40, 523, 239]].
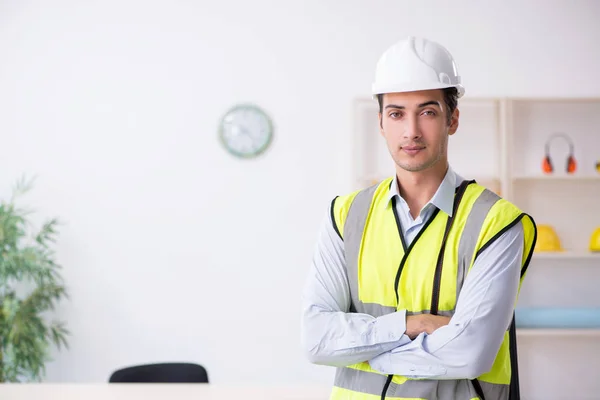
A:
[[331, 179, 536, 400], [333, 367, 508, 399]]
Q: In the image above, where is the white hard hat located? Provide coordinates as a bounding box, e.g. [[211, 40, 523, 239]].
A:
[[372, 36, 465, 98]]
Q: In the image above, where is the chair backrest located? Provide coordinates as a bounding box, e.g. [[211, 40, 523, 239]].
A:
[[109, 362, 209, 383]]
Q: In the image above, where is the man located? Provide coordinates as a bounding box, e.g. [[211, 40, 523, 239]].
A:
[[301, 36, 537, 400]]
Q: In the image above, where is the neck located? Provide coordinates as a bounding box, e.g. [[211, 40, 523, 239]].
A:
[[396, 161, 449, 218]]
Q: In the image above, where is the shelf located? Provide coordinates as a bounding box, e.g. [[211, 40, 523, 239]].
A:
[[513, 175, 600, 182], [516, 328, 600, 337], [532, 251, 600, 260]]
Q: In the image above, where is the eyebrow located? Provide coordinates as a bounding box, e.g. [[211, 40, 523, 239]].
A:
[[384, 100, 441, 110]]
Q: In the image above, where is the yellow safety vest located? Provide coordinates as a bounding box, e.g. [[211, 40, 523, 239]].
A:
[[328, 178, 537, 400]]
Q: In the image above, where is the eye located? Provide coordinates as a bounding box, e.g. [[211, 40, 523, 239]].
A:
[[389, 111, 403, 119], [422, 110, 436, 116]]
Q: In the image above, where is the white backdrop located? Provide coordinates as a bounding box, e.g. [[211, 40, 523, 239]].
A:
[[0, 0, 599, 386]]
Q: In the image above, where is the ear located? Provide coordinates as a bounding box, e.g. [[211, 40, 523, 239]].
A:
[[448, 108, 460, 136]]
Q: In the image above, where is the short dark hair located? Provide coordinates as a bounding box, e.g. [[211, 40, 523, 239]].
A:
[[377, 87, 459, 126]]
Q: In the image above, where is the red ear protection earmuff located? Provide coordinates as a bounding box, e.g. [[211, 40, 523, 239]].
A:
[[542, 133, 577, 174]]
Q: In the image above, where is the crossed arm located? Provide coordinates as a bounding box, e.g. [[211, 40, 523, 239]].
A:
[[300, 212, 524, 380]]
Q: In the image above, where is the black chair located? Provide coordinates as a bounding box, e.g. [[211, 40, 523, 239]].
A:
[[109, 362, 209, 383]]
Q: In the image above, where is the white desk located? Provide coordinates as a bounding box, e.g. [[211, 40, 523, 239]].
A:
[[0, 384, 332, 400]]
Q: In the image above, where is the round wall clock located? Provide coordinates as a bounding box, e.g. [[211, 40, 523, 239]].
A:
[[218, 104, 274, 158]]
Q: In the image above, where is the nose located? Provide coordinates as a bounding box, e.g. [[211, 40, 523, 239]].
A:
[[403, 114, 421, 140]]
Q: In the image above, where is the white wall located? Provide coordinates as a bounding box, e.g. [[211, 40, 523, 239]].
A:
[[0, 0, 599, 386]]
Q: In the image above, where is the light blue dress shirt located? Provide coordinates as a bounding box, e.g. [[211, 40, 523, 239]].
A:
[[301, 166, 525, 380]]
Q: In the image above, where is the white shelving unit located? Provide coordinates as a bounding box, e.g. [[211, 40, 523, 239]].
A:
[[352, 96, 600, 400]]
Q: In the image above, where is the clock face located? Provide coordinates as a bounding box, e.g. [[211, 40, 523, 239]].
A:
[[219, 104, 273, 158]]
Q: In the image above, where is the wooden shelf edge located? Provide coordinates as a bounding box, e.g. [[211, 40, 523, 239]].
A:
[[516, 328, 600, 337], [512, 175, 600, 181], [532, 251, 600, 260]]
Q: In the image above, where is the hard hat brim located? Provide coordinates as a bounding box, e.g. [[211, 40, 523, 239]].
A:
[[372, 82, 465, 99]]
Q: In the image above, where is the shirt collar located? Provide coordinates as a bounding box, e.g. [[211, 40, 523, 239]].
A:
[[386, 166, 459, 217]]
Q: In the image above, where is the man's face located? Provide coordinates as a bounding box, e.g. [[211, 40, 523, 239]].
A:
[[378, 89, 459, 173]]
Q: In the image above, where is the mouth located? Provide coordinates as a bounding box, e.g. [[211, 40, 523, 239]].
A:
[[401, 146, 425, 155]]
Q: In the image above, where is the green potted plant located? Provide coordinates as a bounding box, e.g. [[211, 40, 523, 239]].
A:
[[0, 177, 69, 382]]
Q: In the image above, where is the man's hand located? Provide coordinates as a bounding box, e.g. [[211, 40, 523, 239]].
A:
[[405, 314, 451, 339]]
